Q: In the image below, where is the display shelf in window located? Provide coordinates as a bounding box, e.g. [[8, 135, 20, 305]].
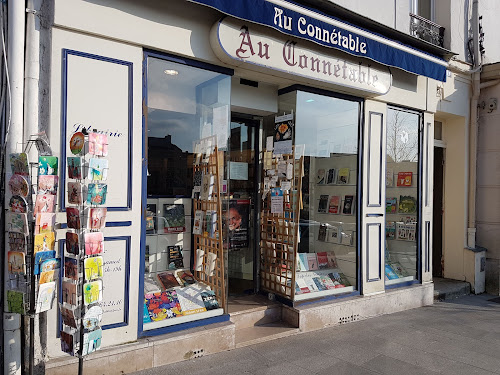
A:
[[143, 136, 225, 330]]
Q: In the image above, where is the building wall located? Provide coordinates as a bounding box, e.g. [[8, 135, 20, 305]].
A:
[[479, 0, 500, 64], [44, 0, 465, 360], [477, 82, 500, 294]]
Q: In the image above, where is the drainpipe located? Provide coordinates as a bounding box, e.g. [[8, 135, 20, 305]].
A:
[[467, 0, 480, 249], [4, 1, 25, 375]]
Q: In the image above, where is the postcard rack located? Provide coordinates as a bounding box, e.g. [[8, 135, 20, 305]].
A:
[[5, 134, 60, 375], [60, 130, 108, 374], [191, 137, 226, 312], [259, 146, 303, 300]]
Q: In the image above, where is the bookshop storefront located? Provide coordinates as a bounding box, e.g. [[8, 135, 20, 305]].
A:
[[43, 0, 445, 370]]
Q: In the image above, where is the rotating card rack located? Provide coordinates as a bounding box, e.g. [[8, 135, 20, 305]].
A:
[[60, 129, 108, 375], [5, 134, 60, 375], [259, 146, 303, 300], [191, 136, 226, 312]]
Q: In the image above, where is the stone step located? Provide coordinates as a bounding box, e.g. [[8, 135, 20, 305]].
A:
[[433, 277, 471, 300], [234, 322, 300, 348], [230, 302, 282, 330]]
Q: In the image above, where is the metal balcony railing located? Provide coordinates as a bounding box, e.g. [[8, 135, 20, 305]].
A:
[[409, 13, 445, 48]]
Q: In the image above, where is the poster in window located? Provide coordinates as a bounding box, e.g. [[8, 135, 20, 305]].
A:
[[273, 113, 293, 155], [223, 199, 250, 249]]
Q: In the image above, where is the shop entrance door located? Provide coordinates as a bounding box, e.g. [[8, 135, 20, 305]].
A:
[[432, 146, 445, 277], [226, 115, 260, 295]]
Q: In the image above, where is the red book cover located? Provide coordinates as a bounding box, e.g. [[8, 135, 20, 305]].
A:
[[397, 172, 412, 187], [317, 252, 329, 269], [328, 196, 340, 214]]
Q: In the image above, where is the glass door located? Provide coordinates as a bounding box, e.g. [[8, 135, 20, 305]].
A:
[[225, 115, 260, 295]]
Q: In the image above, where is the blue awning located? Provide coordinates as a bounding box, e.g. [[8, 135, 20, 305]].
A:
[[188, 0, 448, 82]]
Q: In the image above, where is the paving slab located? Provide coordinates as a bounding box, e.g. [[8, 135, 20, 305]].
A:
[[131, 294, 500, 375]]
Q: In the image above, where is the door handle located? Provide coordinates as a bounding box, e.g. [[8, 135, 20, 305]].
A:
[[366, 213, 383, 217]]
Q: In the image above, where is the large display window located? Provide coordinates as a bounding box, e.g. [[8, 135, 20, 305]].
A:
[[260, 88, 360, 302], [384, 107, 420, 285], [142, 55, 231, 330]]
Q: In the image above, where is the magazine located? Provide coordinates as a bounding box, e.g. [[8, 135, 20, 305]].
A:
[[328, 196, 341, 214], [318, 195, 329, 213], [163, 204, 186, 233]]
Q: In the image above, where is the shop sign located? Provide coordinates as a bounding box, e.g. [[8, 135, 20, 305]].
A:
[[211, 18, 391, 95]]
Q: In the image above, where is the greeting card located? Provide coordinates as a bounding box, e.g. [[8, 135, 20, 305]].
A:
[[9, 174, 29, 197], [9, 152, 29, 176], [87, 183, 107, 205], [38, 156, 58, 176], [6, 212, 28, 235], [89, 208, 107, 230], [38, 175, 58, 195], [35, 213, 56, 234], [33, 194, 56, 218], [89, 133, 108, 156], [84, 232, 104, 255], [64, 258, 78, 280], [34, 232, 55, 253], [88, 158, 108, 181], [84, 256, 103, 281], [8, 251, 26, 275], [397, 172, 413, 187], [67, 156, 82, 179], [84, 280, 103, 305], [65, 232, 79, 255], [66, 207, 81, 229], [67, 181, 82, 204], [36, 281, 56, 313]]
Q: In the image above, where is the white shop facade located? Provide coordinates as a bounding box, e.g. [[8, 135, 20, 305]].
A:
[[43, 0, 450, 372]]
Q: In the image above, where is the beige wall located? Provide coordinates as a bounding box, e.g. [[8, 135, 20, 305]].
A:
[[477, 82, 500, 294], [440, 116, 468, 281]]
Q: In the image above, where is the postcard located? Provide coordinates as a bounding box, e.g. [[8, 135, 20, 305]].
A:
[[84, 232, 104, 255], [33, 194, 56, 218], [67, 181, 82, 204], [86, 183, 107, 205], [36, 281, 56, 313], [88, 158, 108, 181], [6, 212, 28, 235], [38, 156, 58, 176], [84, 256, 103, 281], [65, 232, 79, 255], [39, 270, 58, 284], [35, 213, 55, 234], [10, 195, 27, 213], [7, 290, 25, 314], [34, 251, 56, 275], [66, 207, 81, 229], [40, 258, 60, 273], [64, 258, 78, 280], [83, 305, 103, 331], [84, 280, 103, 305], [89, 133, 108, 156], [89, 208, 107, 230], [60, 306, 77, 329], [8, 232, 26, 252], [67, 156, 82, 179], [9, 174, 29, 197], [34, 232, 55, 253], [9, 153, 29, 176], [38, 175, 58, 195], [8, 251, 26, 275], [62, 281, 78, 305]]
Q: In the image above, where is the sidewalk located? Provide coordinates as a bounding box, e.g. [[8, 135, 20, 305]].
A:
[[132, 294, 500, 375]]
